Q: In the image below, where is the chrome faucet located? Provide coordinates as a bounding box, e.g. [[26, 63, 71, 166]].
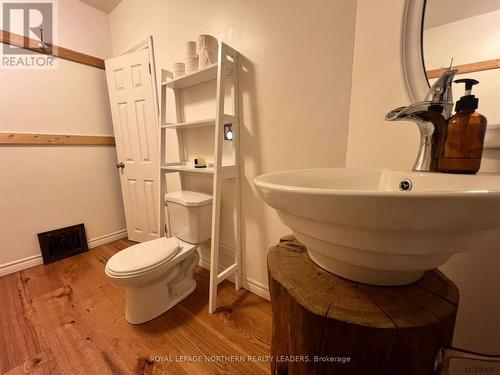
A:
[[385, 69, 457, 172]]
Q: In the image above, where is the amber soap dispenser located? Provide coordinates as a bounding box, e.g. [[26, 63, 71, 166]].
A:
[[437, 79, 487, 174]]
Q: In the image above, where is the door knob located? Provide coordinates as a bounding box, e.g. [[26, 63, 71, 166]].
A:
[[116, 162, 125, 169]]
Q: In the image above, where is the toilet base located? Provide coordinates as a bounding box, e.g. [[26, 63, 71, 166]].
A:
[[125, 251, 199, 324]]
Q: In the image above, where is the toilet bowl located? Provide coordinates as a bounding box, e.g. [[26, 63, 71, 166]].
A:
[[105, 190, 212, 324], [105, 237, 199, 324]]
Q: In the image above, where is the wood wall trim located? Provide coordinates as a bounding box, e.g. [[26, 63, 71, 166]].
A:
[[0, 30, 105, 70], [427, 58, 500, 79], [0, 133, 115, 145]]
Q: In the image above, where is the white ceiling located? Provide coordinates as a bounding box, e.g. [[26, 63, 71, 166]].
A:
[[78, 1, 500, 27], [425, 0, 500, 29], [78, 0, 122, 14]]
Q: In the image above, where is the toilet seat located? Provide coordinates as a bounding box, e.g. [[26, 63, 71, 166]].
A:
[[106, 237, 180, 277]]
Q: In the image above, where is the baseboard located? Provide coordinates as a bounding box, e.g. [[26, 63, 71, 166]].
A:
[[240, 276, 270, 301], [87, 229, 128, 249], [198, 251, 270, 301], [0, 229, 128, 277], [0, 254, 43, 277]]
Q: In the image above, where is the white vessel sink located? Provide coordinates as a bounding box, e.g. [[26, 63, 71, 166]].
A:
[[254, 168, 500, 286]]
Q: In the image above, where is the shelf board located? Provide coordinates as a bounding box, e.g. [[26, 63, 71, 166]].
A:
[[162, 119, 215, 130], [161, 115, 237, 130], [161, 163, 237, 178], [163, 63, 218, 89], [162, 164, 215, 174]]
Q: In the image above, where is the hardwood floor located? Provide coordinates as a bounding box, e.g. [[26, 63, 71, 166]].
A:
[[0, 239, 272, 374]]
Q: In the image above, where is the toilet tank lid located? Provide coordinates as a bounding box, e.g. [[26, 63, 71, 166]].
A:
[[164, 190, 213, 207]]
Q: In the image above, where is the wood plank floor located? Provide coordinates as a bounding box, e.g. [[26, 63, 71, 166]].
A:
[[0, 239, 272, 375]]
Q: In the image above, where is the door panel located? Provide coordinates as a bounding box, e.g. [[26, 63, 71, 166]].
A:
[[144, 180, 158, 235], [105, 49, 159, 242]]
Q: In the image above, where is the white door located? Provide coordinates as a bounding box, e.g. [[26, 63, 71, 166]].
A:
[[105, 48, 159, 242]]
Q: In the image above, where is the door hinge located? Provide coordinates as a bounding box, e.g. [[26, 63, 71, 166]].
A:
[[148, 63, 151, 74]]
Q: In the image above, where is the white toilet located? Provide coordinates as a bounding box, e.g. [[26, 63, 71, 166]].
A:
[[105, 191, 212, 324]]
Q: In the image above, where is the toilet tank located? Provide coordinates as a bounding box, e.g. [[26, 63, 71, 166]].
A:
[[164, 191, 213, 244]]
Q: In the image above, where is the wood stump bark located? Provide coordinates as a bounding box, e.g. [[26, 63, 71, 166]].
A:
[[268, 235, 459, 375]]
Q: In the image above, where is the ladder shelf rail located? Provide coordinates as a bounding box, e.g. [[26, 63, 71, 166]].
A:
[[160, 41, 241, 314]]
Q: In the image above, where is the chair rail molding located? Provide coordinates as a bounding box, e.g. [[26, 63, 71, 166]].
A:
[[427, 58, 500, 79], [0, 30, 105, 69], [0, 133, 115, 145]]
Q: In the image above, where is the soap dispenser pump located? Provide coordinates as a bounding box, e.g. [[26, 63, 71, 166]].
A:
[[436, 79, 487, 174]]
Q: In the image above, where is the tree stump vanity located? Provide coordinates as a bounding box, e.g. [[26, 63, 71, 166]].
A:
[[267, 235, 459, 375]]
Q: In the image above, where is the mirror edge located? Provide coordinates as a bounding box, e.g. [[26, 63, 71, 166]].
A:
[[402, 0, 429, 104]]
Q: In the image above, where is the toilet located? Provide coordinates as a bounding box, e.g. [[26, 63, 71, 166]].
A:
[[105, 191, 212, 324]]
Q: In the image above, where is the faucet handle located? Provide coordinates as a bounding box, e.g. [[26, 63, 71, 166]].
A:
[[424, 68, 457, 117]]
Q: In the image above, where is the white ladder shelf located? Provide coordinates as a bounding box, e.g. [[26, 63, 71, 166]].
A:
[[160, 42, 241, 314]]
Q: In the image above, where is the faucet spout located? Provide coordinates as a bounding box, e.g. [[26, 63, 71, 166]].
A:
[[385, 69, 457, 172]]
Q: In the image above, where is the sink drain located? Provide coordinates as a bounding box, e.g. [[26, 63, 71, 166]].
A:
[[399, 179, 413, 192]]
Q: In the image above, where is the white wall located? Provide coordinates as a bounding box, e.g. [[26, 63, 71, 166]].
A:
[[0, 0, 126, 269], [347, 0, 500, 353], [109, 0, 358, 296]]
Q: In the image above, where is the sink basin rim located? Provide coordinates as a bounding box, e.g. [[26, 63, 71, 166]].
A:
[[253, 168, 500, 197]]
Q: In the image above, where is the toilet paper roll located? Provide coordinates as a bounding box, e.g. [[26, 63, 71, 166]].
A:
[[172, 62, 185, 78], [197, 34, 218, 50], [199, 48, 218, 68], [184, 41, 197, 58], [198, 35, 218, 68], [185, 56, 199, 73]]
